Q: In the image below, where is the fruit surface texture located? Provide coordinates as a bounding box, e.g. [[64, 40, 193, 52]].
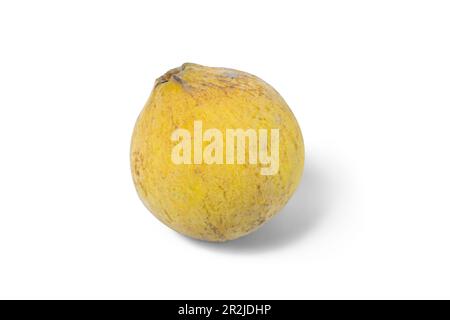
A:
[[131, 63, 304, 241]]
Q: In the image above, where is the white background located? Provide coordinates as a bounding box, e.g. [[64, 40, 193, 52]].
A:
[[0, 0, 449, 299]]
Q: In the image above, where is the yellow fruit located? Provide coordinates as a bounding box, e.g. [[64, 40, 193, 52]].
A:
[[131, 63, 304, 241]]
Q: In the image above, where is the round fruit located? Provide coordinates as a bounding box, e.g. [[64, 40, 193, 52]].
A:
[[131, 63, 304, 241]]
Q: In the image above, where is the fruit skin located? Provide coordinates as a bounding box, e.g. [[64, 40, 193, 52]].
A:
[[131, 63, 304, 242]]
